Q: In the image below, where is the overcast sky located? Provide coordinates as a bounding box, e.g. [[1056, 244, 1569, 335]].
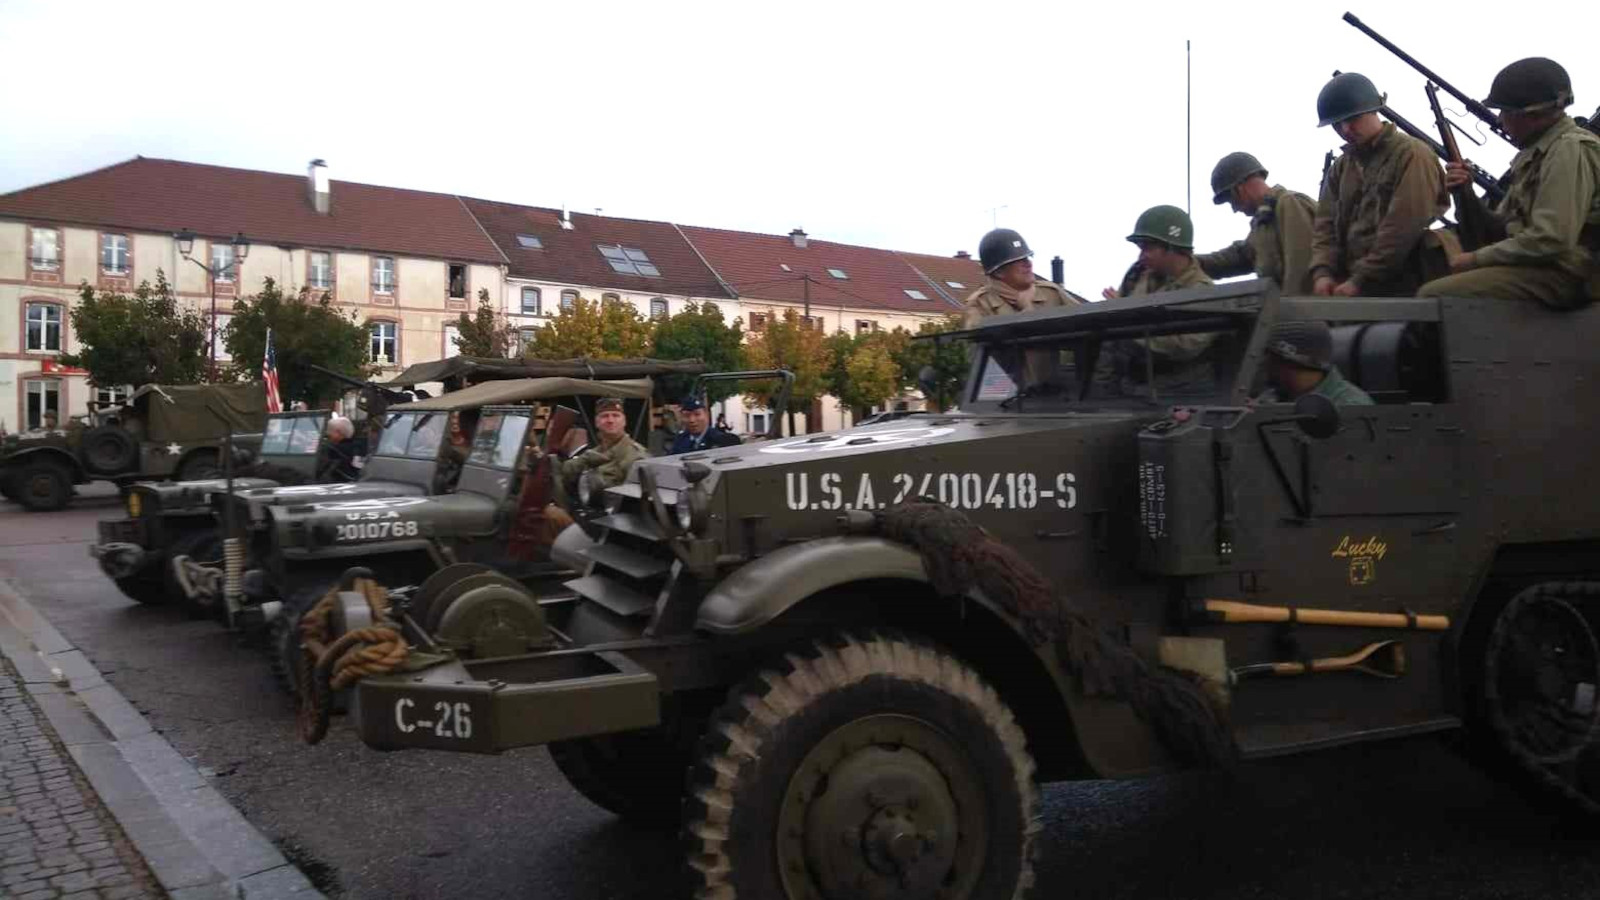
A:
[[2, 0, 1592, 295]]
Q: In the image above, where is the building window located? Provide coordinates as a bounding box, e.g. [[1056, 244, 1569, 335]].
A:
[[30, 229, 60, 271], [827, 268, 848, 280], [310, 251, 333, 290], [443, 324, 462, 358], [210, 314, 233, 361], [369, 321, 398, 364], [101, 234, 130, 274], [702, 302, 719, 318], [746, 411, 770, 435], [95, 384, 131, 409], [945, 280, 966, 290], [597, 244, 661, 277], [516, 234, 542, 249], [855, 319, 877, 334], [211, 243, 236, 283], [650, 297, 668, 319], [779, 263, 791, 272], [903, 289, 929, 300], [559, 290, 578, 312], [372, 257, 395, 295], [24, 302, 63, 352], [521, 286, 541, 315], [801, 315, 821, 331], [601, 292, 620, 305], [24, 379, 61, 430], [516, 327, 537, 354], [749, 312, 768, 332], [448, 264, 467, 299]]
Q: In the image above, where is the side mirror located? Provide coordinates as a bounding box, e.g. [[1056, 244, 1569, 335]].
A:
[[1292, 392, 1341, 439], [917, 365, 938, 400]]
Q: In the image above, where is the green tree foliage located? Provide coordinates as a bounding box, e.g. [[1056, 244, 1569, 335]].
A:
[[742, 309, 829, 432], [822, 329, 913, 422], [650, 301, 745, 401], [224, 278, 371, 405], [60, 271, 210, 390], [525, 295, 654, 360], [453, 288, 515, 358], [892, 315, 970, 412]]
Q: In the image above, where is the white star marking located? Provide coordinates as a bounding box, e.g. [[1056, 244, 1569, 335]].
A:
[[166, 442, 182, 456]]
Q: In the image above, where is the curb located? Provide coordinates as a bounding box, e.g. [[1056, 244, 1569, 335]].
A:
[[0, 577, 325, 900]]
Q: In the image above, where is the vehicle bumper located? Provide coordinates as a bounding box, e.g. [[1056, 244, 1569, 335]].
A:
[[91, 518, 154, 579], [351, 650, 660, 754]]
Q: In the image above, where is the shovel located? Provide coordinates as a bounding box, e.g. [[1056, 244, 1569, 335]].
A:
[[1231, 640, 1407, 683]]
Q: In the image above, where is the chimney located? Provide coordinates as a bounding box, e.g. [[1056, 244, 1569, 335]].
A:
[[307, 159, 330, 215], [954, 250, 971, 259], [559, 203, 574, 230], [789, 228, 808, 249], [1051, 255, 1064, 285]]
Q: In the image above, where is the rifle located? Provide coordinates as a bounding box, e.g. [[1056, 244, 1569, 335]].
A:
[[507, 405, 581, 558], [1321, 150, 1335, 194], [1427, 82, 1501, 251], [1331, 71, 1505, 205], [308, 364, 411, 418], [1581, 106, 1600, 139], [1342, 12, 1514, 148]]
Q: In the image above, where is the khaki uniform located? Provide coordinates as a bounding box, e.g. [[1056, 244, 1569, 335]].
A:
[[1120, 258, 1217, 361], [964, 278, 1084, 386], [1420, 116, 1600, 307], [561, 434, 648, 490], [1197, 185, 1318, 294], [1260, 366, 1374, 406], [1312, 123, 1450, 296]]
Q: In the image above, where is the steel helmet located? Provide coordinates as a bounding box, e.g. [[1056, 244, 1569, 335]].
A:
[[1264, 320, 1333, 372], [978, 228, 1033, 275], [1317, 73, 1386, 127], [1211, 152, 1268, 205], [1126, 205, 1195, 251], [1484, 57, 1573, 112]]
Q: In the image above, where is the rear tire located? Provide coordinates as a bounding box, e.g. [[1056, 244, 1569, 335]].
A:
[[82, 426, 137, 475], [14, 461, 71, 512], [114, 572, 167, 606], [177, 451, 222, 481], [547, 693, 719, 828]]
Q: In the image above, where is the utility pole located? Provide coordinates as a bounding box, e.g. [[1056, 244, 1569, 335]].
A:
[[1186, 39, 1193, 215], [802, 273, 811, 319]]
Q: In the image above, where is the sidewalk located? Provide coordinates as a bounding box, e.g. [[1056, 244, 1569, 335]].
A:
[[0, 580, 323, 900]]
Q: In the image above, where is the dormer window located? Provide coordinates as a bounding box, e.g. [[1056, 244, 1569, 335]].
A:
[[597, 245, 660, 277], [516, 234, 543, 249], [827, 268, 848, 279]]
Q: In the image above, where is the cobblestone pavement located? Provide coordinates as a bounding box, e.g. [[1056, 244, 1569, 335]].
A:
[[0, 658, 164, 900]]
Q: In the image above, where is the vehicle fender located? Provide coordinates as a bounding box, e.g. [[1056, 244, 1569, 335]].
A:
[[3, 445, 85, 481], [696, 536, 931, 635]]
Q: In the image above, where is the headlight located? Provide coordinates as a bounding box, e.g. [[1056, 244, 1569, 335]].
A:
[[674, 498, 694, 533]]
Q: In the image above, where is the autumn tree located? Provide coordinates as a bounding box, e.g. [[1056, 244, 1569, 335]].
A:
[[224, 278, 371, 406], [525, 295, 654, 360], [892, 315, 970, 411], [60, 271, 211, 390], [742, 308, 829, 434], [453, 288, 515, 358], [651, 301, 745, 402]]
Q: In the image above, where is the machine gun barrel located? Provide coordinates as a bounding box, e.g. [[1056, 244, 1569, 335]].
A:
[[309, 365, 409, 403], [1342, 12, 1513, 146]]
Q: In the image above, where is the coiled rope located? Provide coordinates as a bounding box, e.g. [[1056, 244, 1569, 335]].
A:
[[297, 574, 409, 744]]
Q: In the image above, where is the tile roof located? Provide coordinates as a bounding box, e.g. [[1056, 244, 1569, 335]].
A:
[[460, 197, 734, 299], [895, 251, 986, 307], [677, 226, 965, 315], [0, 157, 507, 265]]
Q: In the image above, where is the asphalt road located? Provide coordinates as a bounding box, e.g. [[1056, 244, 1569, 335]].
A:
[[2, 489, 1599, 899]]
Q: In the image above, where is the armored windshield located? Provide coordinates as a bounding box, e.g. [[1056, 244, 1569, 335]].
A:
[[971, 325, 1244, 408], [466, 412, 532, 469], [374, 413, 444, 459]]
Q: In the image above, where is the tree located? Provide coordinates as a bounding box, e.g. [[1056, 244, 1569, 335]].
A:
[[453, 288, 515, 358], [224, 278, 372, 406], [742, 309, 830, 434], [840, 333, 904, 417], [650, 301, 745, 402], [525, 295, 654, 360], [60, 271, 211, 390], [892, 315, 970, 412]]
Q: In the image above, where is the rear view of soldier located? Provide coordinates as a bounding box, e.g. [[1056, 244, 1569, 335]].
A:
[[1198, 152, 1318, 294], [1419, 58, 1600, 309]]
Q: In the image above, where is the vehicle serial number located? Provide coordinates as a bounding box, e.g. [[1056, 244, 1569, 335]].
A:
[[784, 471, 1076, 512], [336, 520, 420, 540], [393, 697, 473, 740]]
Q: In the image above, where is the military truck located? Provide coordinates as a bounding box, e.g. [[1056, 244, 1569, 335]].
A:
[[0, 382, 267, 512], [291, 279, 1600, 899]]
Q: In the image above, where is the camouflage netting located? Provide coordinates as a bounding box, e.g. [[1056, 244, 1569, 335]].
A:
[[877, 501, 1236, 769]]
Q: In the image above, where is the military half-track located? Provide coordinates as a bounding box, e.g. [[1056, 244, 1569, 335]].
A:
[[299, 281, 1600, 899]]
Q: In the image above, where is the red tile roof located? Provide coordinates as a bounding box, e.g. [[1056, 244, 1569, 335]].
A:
[[460, 198, 734, 299], [677, 226, 964, 315], [895, 251, 986, 307], [0, 157, 506, 265]]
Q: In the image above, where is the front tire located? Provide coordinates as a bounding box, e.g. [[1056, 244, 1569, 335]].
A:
[[165, 528, 224, 618], [114, 572, 168, 606], [14, 461, 71, 512], [683, 631, 1040, 900]]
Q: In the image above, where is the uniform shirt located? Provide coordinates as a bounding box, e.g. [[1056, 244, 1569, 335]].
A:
[[1474, 116, 1600, 280], [560, 434, 649, 489], [962, 277, 1084, 329], [1121, 257, 1217, 361], [669, 426, 741, 455], [1260, 366, 1374, 406], [1311, 122, 1449, 293], [1196, 185, 1318, 294]]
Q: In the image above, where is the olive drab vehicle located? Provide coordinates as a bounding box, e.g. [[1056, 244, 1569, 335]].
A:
[[0, 382, 267, 512], [295, 280, 1600, 899]]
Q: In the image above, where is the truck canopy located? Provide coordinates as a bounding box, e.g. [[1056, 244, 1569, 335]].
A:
[[382, 356, 707, 387], [127, 382, 267, 442], [388, 377, 655, 412]]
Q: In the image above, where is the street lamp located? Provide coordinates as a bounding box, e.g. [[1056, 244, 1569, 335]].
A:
[[176, 229, 251, 377]]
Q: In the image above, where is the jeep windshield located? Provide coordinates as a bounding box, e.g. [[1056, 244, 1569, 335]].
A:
[[260, 414, 329, 455], [466, 411, 532, 470], [375, 413, 444, 460]]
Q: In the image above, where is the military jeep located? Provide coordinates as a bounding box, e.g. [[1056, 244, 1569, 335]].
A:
[[301, 280, 1600, 899], [0, 382, 267, 512]]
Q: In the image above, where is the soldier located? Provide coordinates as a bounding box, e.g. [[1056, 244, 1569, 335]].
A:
[[669, 397, 741, 454], [1196, 152, 1318, 294], [962, 228, 1084, 329], [1259, 320, 1374, 406], [1419, 58, 1600, 308], [561, 397, 647, 491], [1310, 73, 1450, 297], [1102, 205, 1217, 362]]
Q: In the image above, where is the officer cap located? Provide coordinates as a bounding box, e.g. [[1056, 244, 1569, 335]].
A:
[[978, 228, 1033, 275], [1211, 152, 1268, 205], [1264, 321, 1333, 372], [1484, 57, 1573, 112], [595, 397, 626, 413], [678, 396, 705, 412], [1126, 205, 1195, 251], [1317, 72, 1386, 127]]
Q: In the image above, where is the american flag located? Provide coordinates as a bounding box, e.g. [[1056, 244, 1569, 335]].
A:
[[262, 328, 282, 413]]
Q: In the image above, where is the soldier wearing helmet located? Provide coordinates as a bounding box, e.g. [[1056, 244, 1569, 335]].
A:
[[1420, 58, 1600, 309], [1310, 73, 1449, 298], [1196, 152, 1318, 295], [1102, 205, 1217, 362], [1258, 321, 1373, 406], [962, 228, 1084, 329]]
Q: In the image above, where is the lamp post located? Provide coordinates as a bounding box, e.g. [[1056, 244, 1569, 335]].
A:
[[176, 229, 251, 378]]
